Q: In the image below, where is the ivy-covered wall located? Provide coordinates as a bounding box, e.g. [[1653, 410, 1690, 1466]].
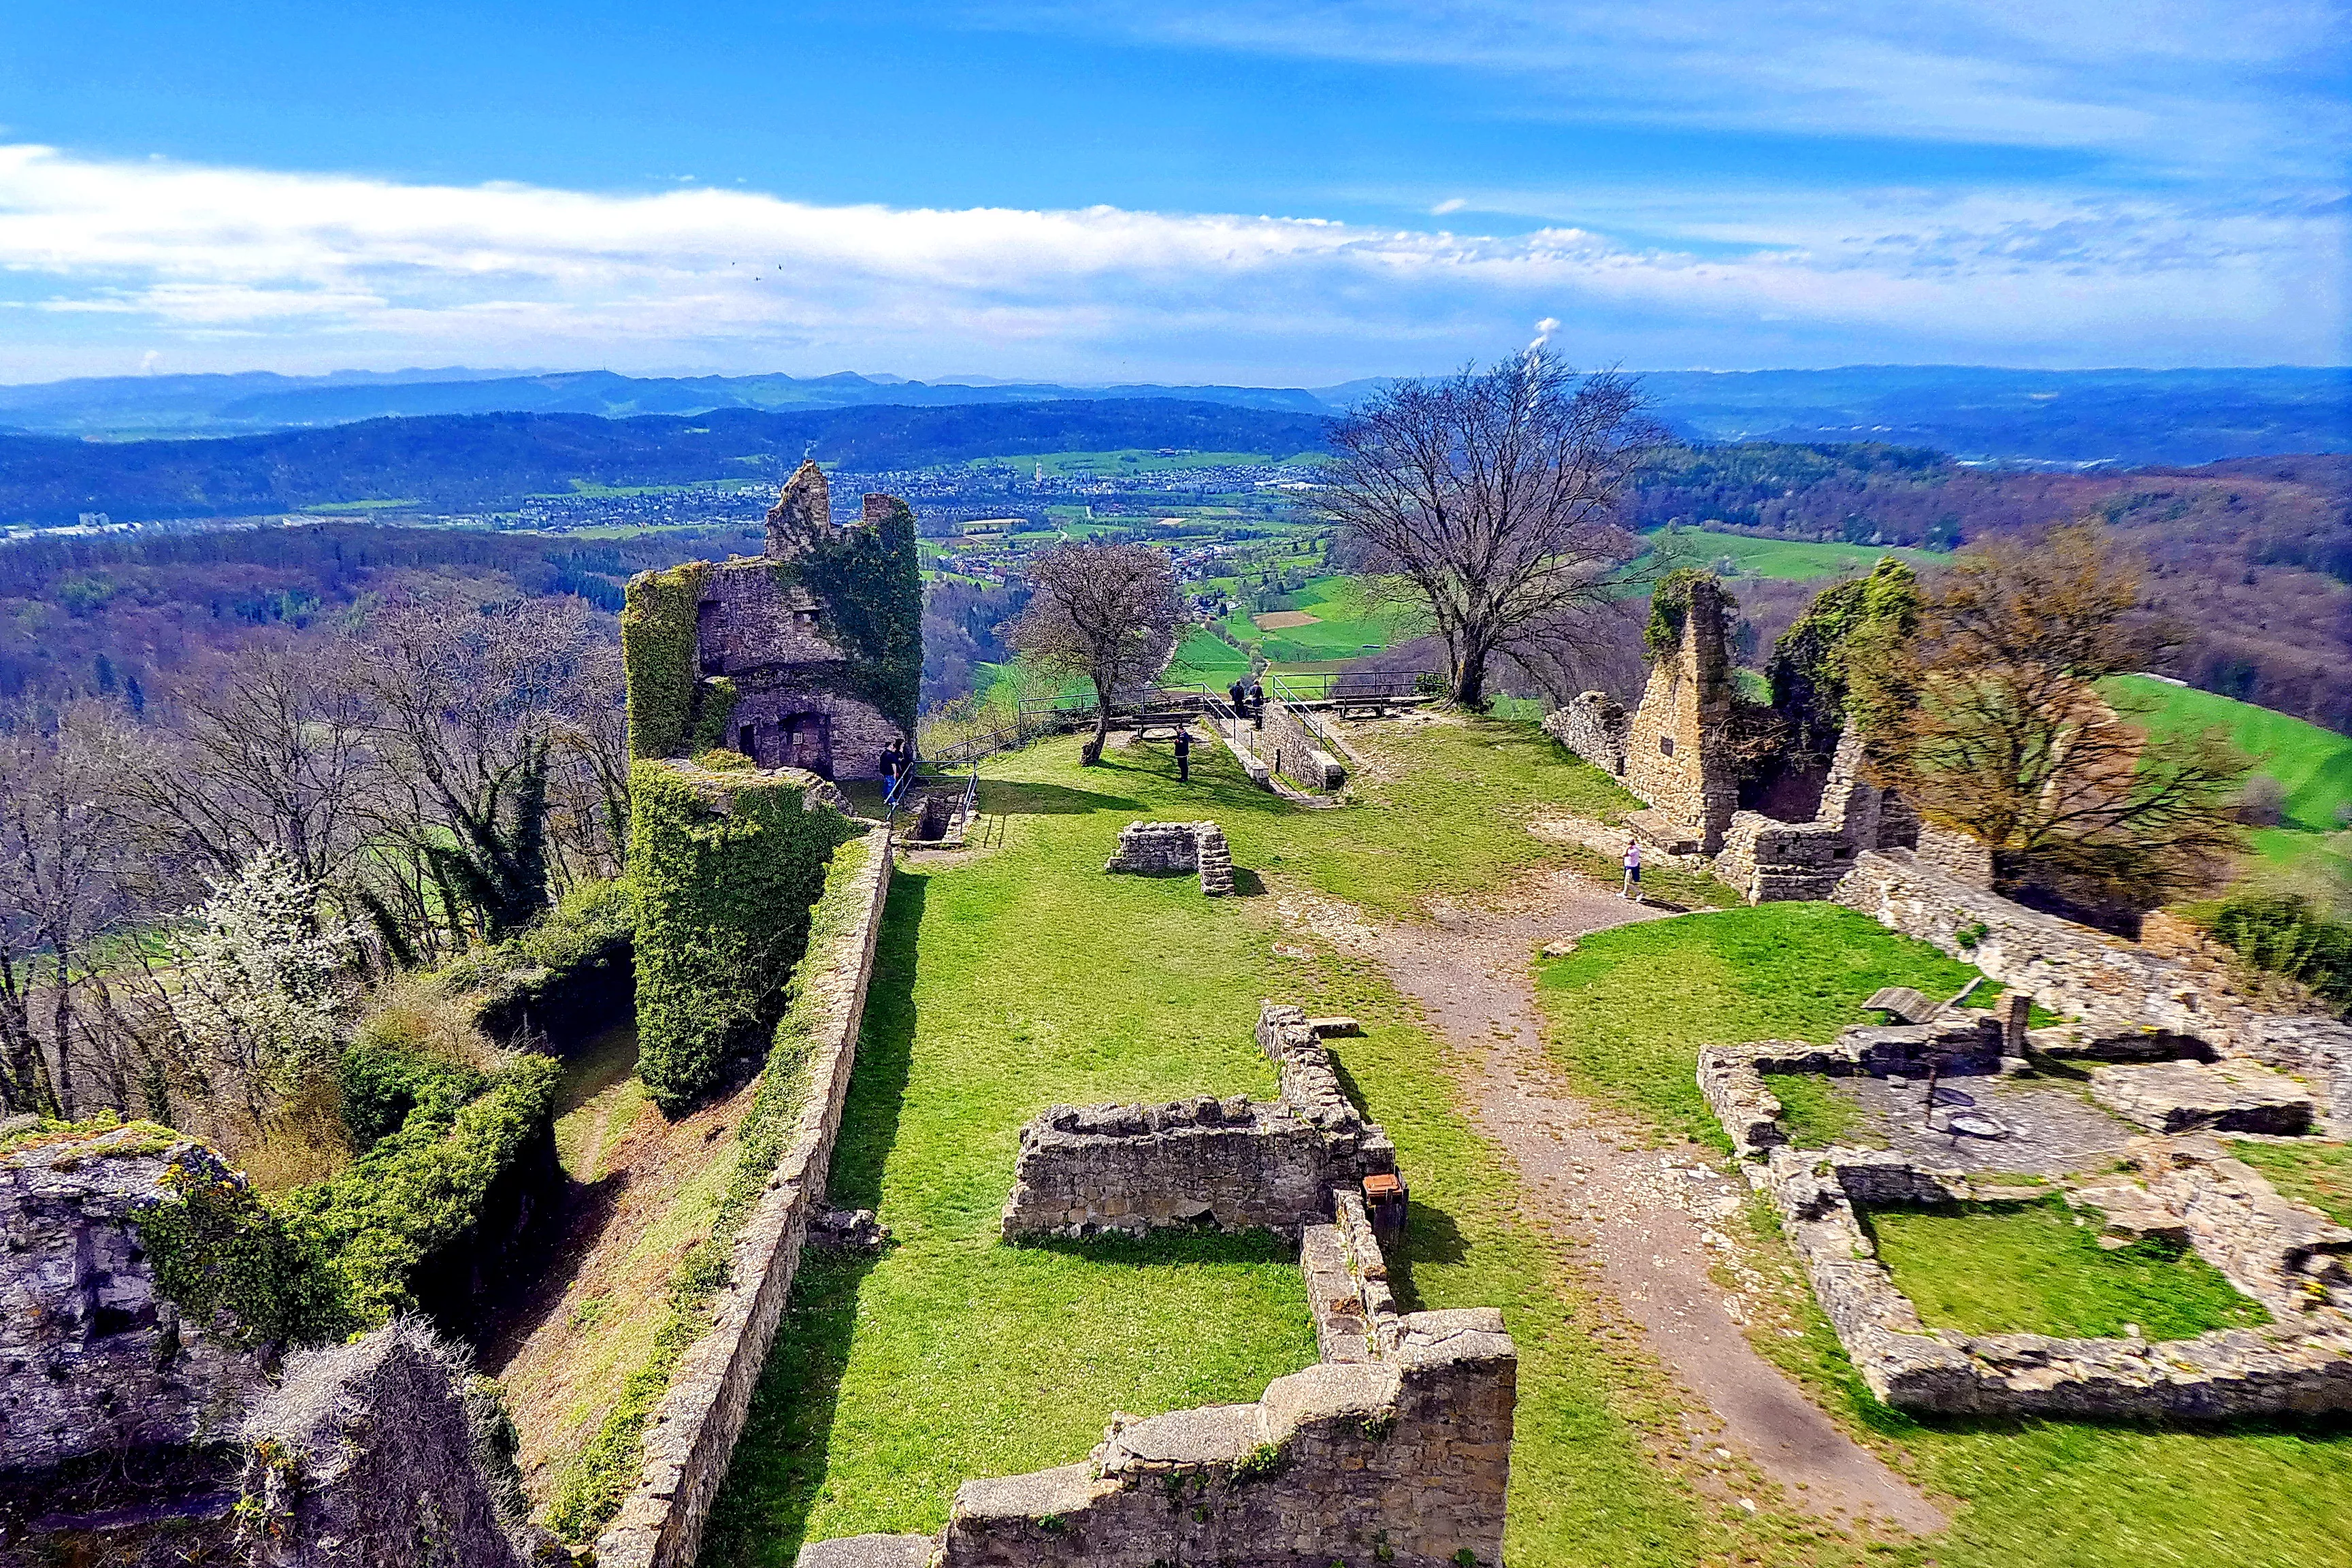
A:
[[427, 876, 638, 1046], [627, 758, 863, 1115], [779, 495, 924, 736], [621, 560, 711, 761]]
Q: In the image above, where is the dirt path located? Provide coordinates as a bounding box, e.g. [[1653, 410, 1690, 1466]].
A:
[[1336, 866, 1949, 1536]]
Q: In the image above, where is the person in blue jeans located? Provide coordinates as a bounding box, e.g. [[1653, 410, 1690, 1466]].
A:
[[1620, 834, 1643, 900]]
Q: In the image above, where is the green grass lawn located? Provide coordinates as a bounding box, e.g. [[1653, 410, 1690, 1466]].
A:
[[2110, 674, 2352, 835], [1534, 903, 1986, 1147], [703, 720, 2352, 1568], [1865, 1198, 2271, 1340], [2230, 1139, 2352, 1226], [1763, 1073, 1881, 1149]]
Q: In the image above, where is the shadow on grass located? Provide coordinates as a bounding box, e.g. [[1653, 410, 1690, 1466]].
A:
[[697, 875, 928, 1567], [1230, 868, 1269, 896], [1387, 1201, 1470, 1313], [1016, 1227, 1301, 1269], [696, 1247, 888, 1568], [979, 779, 1141, 815]]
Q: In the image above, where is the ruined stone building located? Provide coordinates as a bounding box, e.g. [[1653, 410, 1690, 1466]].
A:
[[621, 461, 923, 781], [1546, 571, 1987, 898]]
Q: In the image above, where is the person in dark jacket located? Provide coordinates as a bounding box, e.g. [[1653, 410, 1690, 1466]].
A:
[[1247, 679, 1266, 730], [1174, 726, 1192, 783]]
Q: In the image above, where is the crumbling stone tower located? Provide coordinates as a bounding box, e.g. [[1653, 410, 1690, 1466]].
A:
[[621, 460, 923, 781], [1622, 574, 1742, 853]]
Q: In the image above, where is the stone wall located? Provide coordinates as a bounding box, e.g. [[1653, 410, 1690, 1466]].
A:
[[1835, 847, 2352, 1126], [1755, 1138, 2352, 1418], [236, 1320, 549, 1568], [1622, 576, 1742, 853], [1000, 1007, 1397, 1242], [1262, 697, 1346, 793], [934, 1309, 1515, 1568], [0, 1125, 272, 1472], [698, 556, 904, 782], [1542, 691, 1629, 775], [593, 828, 896, 1568], [1104, 820, 1235, 896]]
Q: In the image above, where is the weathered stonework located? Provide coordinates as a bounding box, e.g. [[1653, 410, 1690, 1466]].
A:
[[1104, 820, 1235, 896], [235, 1320, 551, 1568], [627, 460, 921, 782], [1710, 728, 1958, 903], [2087, 1058, 2317, 1136], [1835, 847, 2352, 1128], [1000, 1007, 1397, 1241], [1699, 1028, 2352, 1418], [1542, 691, 1629, 776], [1262, 698, 1347, 794], [594, 829, 896, 1568], [0, 1125, 272, 1473], [1622, 576, 1742, 854], [934, 1307, 1514, 1568]]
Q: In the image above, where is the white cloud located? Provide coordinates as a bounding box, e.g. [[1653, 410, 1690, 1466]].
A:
[[0, 142, 2339, 382]]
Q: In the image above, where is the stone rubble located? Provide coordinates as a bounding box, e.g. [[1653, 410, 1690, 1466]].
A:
[[2087, 1058, 2317, 1137]]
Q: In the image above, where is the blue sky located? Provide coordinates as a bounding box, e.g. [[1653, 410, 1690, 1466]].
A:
[[0, 1, 2344, 382]]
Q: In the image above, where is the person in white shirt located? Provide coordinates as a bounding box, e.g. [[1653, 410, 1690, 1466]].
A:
[[1620, 834, 1643, 900]]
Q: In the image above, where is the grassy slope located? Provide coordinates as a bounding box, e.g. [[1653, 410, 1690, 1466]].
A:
[[2231, 1139, 2352, 1227], [1867, 1198, 2270, 1339], [2111, 673, 2352, 834], [1530, 904, 2352, 1568]]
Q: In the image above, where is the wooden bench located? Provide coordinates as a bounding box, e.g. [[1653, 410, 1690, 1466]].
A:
[[1333, 696, 1392, 721], [1133, 710, 1194, 741]]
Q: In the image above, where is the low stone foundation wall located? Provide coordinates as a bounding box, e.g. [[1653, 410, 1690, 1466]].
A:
[[1543, 691, 1629, 775], [1701, 1030, 2352, 1418], [936, 1309, 1514, 1568], [1105, 820, 1234, 895], [594, 830, 895, 1568], [1834, 848, 2352, 1127], [1713, 811, 1850, 903], [1002, 1005, 1397, 1241], [1762, 1139, 2352, 1418]]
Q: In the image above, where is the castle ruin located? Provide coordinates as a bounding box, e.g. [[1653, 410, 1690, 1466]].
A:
[[622, 461, 924, 781]]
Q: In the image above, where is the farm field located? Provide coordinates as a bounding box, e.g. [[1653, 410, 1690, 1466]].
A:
[[703, 714, 2352, 1568], [1641, 527, 1944, 581], [2110, 674, 2352, 834]]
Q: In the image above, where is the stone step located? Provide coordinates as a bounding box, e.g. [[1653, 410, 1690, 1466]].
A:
[[796, 1535, 935, 1568]]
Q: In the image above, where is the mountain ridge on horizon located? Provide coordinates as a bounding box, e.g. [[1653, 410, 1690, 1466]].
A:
[[0, 363, 2343, 468]]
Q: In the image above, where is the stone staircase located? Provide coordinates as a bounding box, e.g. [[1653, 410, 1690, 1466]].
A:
[[1194, 823, 1235, 896]]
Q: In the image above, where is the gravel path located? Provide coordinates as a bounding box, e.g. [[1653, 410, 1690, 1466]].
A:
[[1357, 867, 1949, 1536]]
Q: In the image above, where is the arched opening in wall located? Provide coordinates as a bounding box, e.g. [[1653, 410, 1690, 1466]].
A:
[[738, 722, 759, 761]]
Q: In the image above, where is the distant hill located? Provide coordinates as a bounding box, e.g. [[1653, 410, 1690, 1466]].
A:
[[0, 363, 2341, 468], [0, 400, 1334, 526]]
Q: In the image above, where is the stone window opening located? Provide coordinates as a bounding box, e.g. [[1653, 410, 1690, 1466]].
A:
[[1659, 736, 1676, 756], [696, 602, 725, 674], [737, 723, 758, 760]]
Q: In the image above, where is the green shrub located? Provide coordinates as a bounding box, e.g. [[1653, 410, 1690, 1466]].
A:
[[424, 877, 638, 1046], [1765, 558, 1923, 755], [337, 1034, 483, 1150], [629, 761, 862, 1115], [122, 1139, 348, 1348], [2206, 892, 2352, 1011], [279, 1053, 562, 1328]]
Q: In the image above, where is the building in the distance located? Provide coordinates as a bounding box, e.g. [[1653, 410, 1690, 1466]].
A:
[[621, 460, 922, 781]]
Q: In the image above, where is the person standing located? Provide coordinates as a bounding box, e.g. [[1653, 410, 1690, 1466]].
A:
[[1620, 833, 1643, 900], [1248, 678, 1266, 730], [1174, 725, 1192, 783]]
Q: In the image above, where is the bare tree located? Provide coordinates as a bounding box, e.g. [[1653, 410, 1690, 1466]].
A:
[[121, 640, 382, 901], [0, 702, 144, 1116], [357, 593, 615, 949], [1313, 350, 1663, 706], [1848, 525, 2251, 913], [1009, 542, 1181, 765]]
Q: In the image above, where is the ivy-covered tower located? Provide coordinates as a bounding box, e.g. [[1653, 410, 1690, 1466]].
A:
[[621, 460, 922, 780]]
